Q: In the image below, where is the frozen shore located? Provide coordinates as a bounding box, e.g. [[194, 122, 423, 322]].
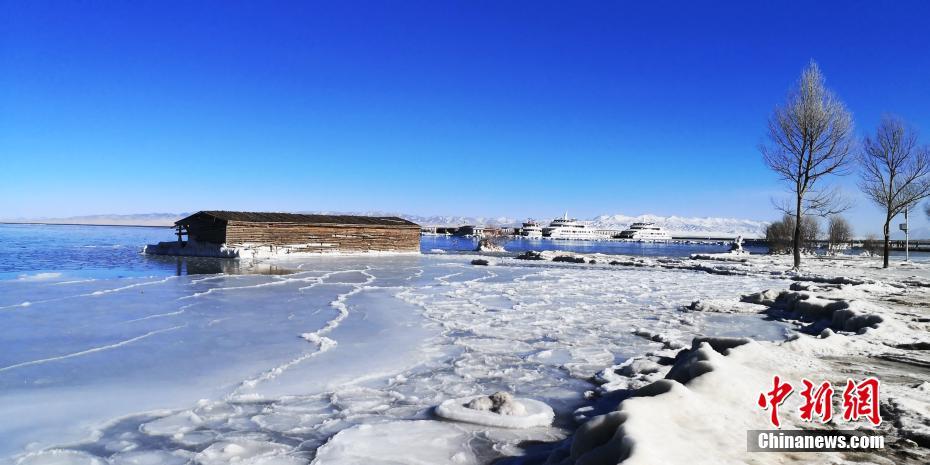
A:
[[2, 250, 928, 464], [142, 239, 421, 259], [505, 250, 930, 464]]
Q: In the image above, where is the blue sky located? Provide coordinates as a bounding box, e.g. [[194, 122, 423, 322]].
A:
[[1, 1, 929, 235]]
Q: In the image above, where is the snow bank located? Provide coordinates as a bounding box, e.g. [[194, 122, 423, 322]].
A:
[[689, 253, 749, 263], [555, 337, 856, 465], [752, 289, 884, 333], [548, 252, 930, 464]]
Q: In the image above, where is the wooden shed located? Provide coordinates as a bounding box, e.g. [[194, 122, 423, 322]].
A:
[[173, 211, 420, 254]]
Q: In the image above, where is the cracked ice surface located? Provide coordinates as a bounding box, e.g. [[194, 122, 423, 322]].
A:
[[0, 254, 791, 464]]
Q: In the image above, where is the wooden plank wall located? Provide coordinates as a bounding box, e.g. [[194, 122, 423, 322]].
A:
[[224, 221, 420, 252]]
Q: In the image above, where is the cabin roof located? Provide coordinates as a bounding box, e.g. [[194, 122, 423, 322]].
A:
[[176, 211, 419, 227]]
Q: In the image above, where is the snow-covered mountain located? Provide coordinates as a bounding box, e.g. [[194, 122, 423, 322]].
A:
[[408, 213, 767, 238], [0, 213, 186, 227], [288, 211, 520, 227], [589, 214, 769, 238], [3, 211, 769, 238], [396, 214, 520, 227], [405, 212, 767, 238], [0, 211, 522, 228]]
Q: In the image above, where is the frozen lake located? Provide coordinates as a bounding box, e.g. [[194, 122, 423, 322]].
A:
[[0, 224, 755, 282], [1, 225, 797, 463]]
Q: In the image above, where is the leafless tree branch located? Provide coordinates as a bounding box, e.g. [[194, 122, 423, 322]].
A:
[[858, 115, 930, 268], [760, 61, 855, 269]]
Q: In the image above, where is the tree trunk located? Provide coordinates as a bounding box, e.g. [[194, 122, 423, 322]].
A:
[[882, 218, 890, 269], [793, 197, 802, 269]]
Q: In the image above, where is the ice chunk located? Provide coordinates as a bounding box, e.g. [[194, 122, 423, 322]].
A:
[[139, 410, 203, 436], [465, 395, 493, 411], [311, 421, 478, 465], [490, 392, 527, 416], [109, 450, 193, 465], [739, 289, 782, 306], [463, 391, 527, 416], [195, 438, 296, 465], [15, 450, 107, 465], [435, 395, 553, 428]]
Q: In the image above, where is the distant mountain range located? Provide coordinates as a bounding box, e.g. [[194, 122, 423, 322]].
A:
[[589, 214, 769, 238], [402, 213, 769, 238], [1, 213, 187, 227], [2, 211, 770, 238]]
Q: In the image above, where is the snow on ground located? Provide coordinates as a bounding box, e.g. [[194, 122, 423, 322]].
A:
[[511, 251, 930, 465], [0, 252, 798, 464]]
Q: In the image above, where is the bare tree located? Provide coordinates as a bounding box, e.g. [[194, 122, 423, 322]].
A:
[[764, 216, 793, 254], [765, 214, 821, 255], [826, 215, 852, 253], [761, 61, 855, 269], [859, 116, 930, 268]]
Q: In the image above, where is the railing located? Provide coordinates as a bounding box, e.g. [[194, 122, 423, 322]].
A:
[[744, 238, 930, 252]]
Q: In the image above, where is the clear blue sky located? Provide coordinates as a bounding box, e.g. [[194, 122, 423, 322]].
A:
[[2, 1, 929, 235]]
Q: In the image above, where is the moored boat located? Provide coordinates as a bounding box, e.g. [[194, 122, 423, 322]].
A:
[[617, 222, 672, 241], [542, 213, 609, 240], [521, 220, 543, 238]]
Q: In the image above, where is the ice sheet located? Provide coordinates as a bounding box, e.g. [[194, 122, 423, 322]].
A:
[[1, 253, 796, 463]]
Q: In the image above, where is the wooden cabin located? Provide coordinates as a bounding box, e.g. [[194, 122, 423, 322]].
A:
[[173, 211, 420, 254]]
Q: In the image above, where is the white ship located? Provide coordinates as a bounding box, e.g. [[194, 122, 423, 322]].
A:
[[521, 220, 543, 238], [617, 222, 672, 241], [542, 213, 609, 240]]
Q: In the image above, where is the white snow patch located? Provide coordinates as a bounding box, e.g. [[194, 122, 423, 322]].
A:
[[195, 438, 297, 465], [311, 421, 478, 465], [109, 450, 193, 465], [15, 449, 108, 465]]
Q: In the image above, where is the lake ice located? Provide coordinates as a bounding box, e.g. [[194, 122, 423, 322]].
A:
[[0, 245, 793, 463]]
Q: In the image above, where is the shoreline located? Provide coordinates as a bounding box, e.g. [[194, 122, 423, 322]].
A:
[[6, 223, 929, 246]]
